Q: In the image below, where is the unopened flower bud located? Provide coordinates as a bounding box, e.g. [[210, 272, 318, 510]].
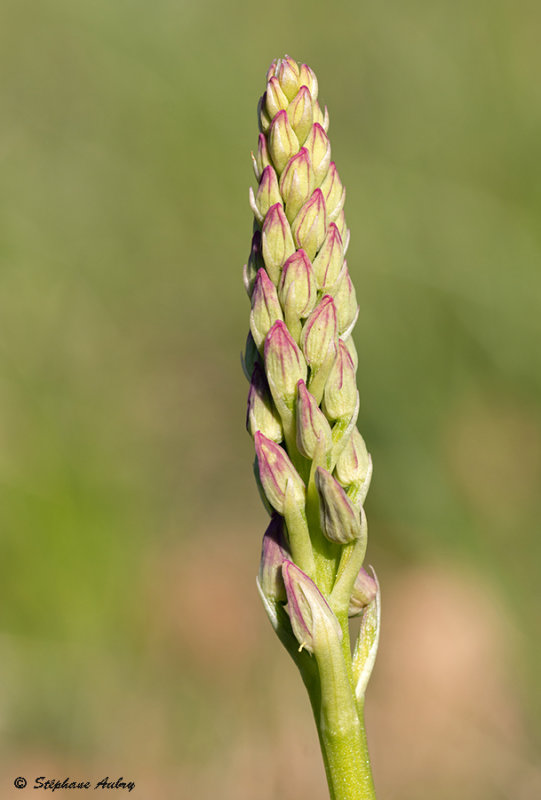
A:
[[334, 427, 371, 487], [255, 431, 306, 514], [332, 264, 358, 336], [258, 93, 272, 133], [298, 63, 318, 101], [315, 466, 361, 543], [250, 165, 282, 225], [242, 331, 261, 381], [348, 567, 378, 617], [287, 85, 314, 145], [261, 203, 295, 284], [259, 515, 290, 602], [266, 76, 289, 119], [322, 338, 358, 421], [312, 222, 343, 290], [343, 335, 358, 370], [247, 362, 283, 442], [264, 320, 307, 408], [282, 560, 342, 654], [305, 123, 331, 186], [292, 188, 327, 261], [300, 295, 338, 373], [250, 268, 284, 351], [296, 379, 332, 459], [243, 230, 265, 297], [320, 162, 346, 222], [278, 250, 317, 327], [254, 133, 272, 178], [268, 110, 300, 175], [275, 56, 301, 101], [279, 147, 315, 223]]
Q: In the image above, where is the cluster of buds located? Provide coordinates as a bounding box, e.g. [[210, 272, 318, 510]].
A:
[[244, 57, 378, 682]]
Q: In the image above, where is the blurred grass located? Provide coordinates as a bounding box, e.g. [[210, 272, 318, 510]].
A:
[[1, 0, 540, 796]]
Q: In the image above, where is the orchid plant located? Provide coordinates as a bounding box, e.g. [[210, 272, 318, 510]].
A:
[[243, 56, 380, 800]]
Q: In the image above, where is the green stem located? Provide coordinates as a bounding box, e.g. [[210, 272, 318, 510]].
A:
[[300, 614, 377, 800]]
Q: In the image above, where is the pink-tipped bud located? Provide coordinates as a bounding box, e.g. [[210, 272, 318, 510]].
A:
[[334, 427, 371, 488], [278, 250, 317, 322], [320, 162, 346, 222], [268, 109, 300, 175], [322, 338, 358, 421], [305, 123, 331, 186], [312, 223, 344, 290], [261, 203, 295, 285], [343, 335, 358, 370], [296, 379, 332, 459], [250, 268, 284, 351], [275, 56, 301, 101], [264, 320, 307, 408], [332, 264, 358, 336], [282, 560, 342, 655], [279, 147, 315, 223], [348, 567, 378, 617], [259, 515, 290, 602], [266, 76, 289, 119], [251, 164, 282, 224], [298, 64, 318, 101], [300, 295, 338, 373], [312, 101, 328, 131], [246, 362, 283, 442], [315, 467, 361, 543], [287, 85, 314, 145], [255, 432, 306, 514], [292, 188, 327, 261]]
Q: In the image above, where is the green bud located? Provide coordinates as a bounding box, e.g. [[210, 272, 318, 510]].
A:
[[300, 294, 338, 373], [268, 109, 300, 175], [270, 56, 301, 101], [250, 268, 284, 351], [331, 264, 358, 337], [278, 250, 317, 333], [266, 75, 289, 119], [255, 431, 306, 514], [305, 123, 331, 186], [282, 560, 342, 655], [246, 362, 283, 442], [261, 203, 295, 285], [322, 338, 358, 421], [250, 164, 282, 225], [287, 85, 314, 145], [312, 222, 343, 290], [296, 379, 332, 459], [334, 427, 371, 488], [320, 162, 346, 222], [279, 147, 315, 223], [292, 188, 327, 261], [264, 320, 307, 410], [315, 466, 361, 544]]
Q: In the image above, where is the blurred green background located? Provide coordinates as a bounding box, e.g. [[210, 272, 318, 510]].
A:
[[1, 0, 540, 797]]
